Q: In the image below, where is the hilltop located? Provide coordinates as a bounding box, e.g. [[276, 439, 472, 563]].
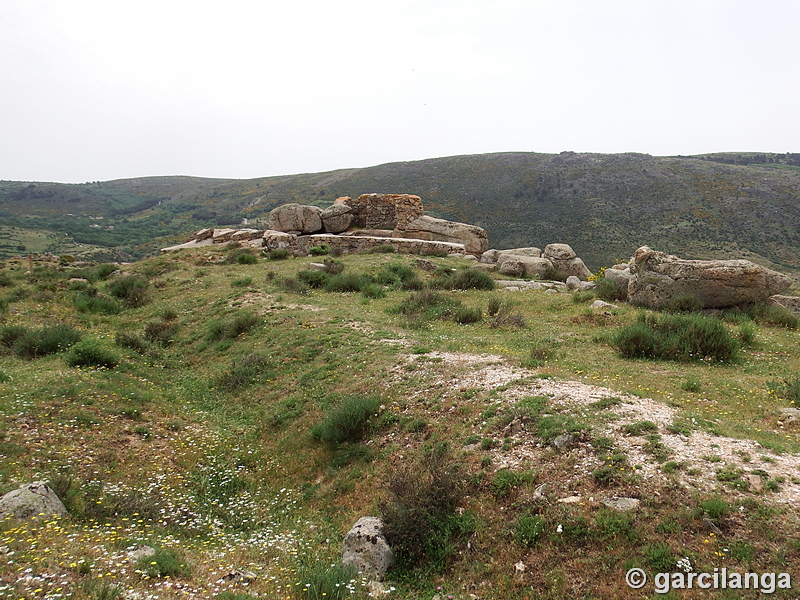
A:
[[0, 247, 799, 599], [2, 151, 800, 271]]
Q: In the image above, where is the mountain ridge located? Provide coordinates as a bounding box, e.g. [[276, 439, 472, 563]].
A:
[[1, 151, 799, 271]]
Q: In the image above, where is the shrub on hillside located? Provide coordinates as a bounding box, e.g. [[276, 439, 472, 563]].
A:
[[207, 311, 260, 341], [265, 248, 290, 260], [311, 396, 381, 445], [66, 338, 120, 369], [297, 269, 330, 289], [323, 273, 372, 293], [594, 276, 627, 301], [73, 291, 122, 315], [611, 313, 739, 362], [431, 267, 495, 291], [393, 289, 462, 321], [744, 302, 799, 329], [216, 353, 273, 389], [380, 442, 473, 569], [107, 275, 150, 307], [4, 324, 83, 359], [374, 262, 423, 290], [309, 244, 332, 256]]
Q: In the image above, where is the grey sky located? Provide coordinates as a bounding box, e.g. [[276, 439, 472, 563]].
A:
[[1, 0, 798, 183]]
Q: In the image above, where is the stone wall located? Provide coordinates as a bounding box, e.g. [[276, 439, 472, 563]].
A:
[[334, 194, 424, 230]]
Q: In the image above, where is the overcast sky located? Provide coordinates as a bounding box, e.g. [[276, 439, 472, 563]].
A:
[[1, 0, 798, 183]]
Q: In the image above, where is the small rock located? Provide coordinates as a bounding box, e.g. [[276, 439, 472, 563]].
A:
[[557, 495, 582, 504], [222, 569, 258, 583], [745, 474, 763, 493], [341, 516, 394, 580], [308, 262, 327, 271], [703, 518, 723, 535], [565, 276, 582, 290], [367, 580, 390, 597], [415, 259, 437, 271], [532, 483, 549, 504], [551, 433, 577, 452], [591, 300, 618, 310], [0, 482, 67, 520], [126, 545, 155, 563], [601, 497, 640, 511], [515, 561, 526, 573]]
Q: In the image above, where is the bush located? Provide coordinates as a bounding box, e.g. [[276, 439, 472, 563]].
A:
[[380, 443, 472, 569], [664, 294, 704, 313], [374, 262, 423, 290], [265, 248, 290, 260], [611, 313, 739, 362], [0, 273, 14, 287], [453, 306, 483, 324], [324, 273, 371, 293], [701, 496, 730, 519], [297, 269, 330, 289], [216, 354, 272, 389], [643, 543, 675, 572], [360, 283, 386, 299], [309, 244, 332, 256], [490, 469, 532, 498], [143, 320, 180, 346], [769, 375, 800, 405], [370, 244, 397, 254], [135, 548, 191, 578], [224, 249, 257, 264], [432, 267, 495, 291], [393, 289, 461, 321], [322, 259, 344, 274], [11, 324, 83, 359], [230, 276, 253, 287], [488, 301, 526, 328], [107, 275, 150, 307], [743, 302, 799, 329], [311, 396, 381, 445], [115, 332, 151, 354], [73, 292, 122, 315], [594, 276, 627, 301], [515, 515, 545, 547], [522, 335, 560, 366], [207, 311, 260, 341], [66, 338, 120, 369], [0, 325, 29, 350]]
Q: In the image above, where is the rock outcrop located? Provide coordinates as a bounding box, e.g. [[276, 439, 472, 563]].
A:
[[341, 516, 394, 580], [398, 215, 489, 255], [480, 243, 592, 280], [627, 246, 793, 309], [0, 482, 67, 519], [268, 203, 323, 234], [163, 193, 488, 257]]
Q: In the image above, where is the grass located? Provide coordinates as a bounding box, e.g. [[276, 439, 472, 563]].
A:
[[0, 248, 799, 600]]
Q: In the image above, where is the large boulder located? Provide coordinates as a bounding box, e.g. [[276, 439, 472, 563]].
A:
[[320, 204, 354, 234], [0, 482, 67, 519], [268, 204, 323, 234], [401, 215, 489, 255], [262, 230, 298, 252], [543, 244, 592, 280], [341, 516, 394, 580], [543, 243, 577, 261], [497, 255, 552, 277], [628, 246, 793, 309]]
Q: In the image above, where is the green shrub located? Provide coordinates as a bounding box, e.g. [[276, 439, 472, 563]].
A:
[[643, 543, 675, 572], [360, 283, 386, 299], [515, 515, 545, 547], [12, 324, 83, 359], [322, 259, 344, 274], [536, 414, 585, 443], [309, 244, 332, 256], [487, 296, 502, 316], [594, 276, 627, 301], [453, 306, 482, 324], [0, 273, 14, 287], [207, 311, 260, 341], [297, 269, 330, 289], [224, 249, 257, 264], [370, 244, 397, 254], [374, 262, 420, 289], [611, 313, 739, 362], [432, 267, 495, 290], [143, 320, 180, 346], [522, 335, 560, 366], [572, 290, 595, 304], [107, 275, 150, 307], [744, 302, 799, 329], [623, 421, 659, 436], [701, 497, 730, 519], [94, 264, 118, 281], [324, 273, 371, 293], [380, 443, 472, 569], [115, 332, 151, 354], [265, 248, 290, 260], [393, 289, 462, 321], [216, 354, 273, 389], [0, 325, 29, 350], [73, 292, 122, 315], [663, 294, 704, 313], [680, 375, 702, 392], [490, 469, 532, 498], [738, 321, 757, 346], [311, 396, 381, 445], [66, 338, 120, 368], [488, 301, 526, 328], [135, 548, 191, 578]]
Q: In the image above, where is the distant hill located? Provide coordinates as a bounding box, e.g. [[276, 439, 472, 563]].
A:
[[2, 152, 800, 271]]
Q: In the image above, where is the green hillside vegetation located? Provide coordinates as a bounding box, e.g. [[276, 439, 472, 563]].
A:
[[1, 248, 799, 599], [2, 152, 800, 271]]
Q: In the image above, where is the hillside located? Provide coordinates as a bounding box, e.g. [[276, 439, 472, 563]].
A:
[[1, 248, 799, 599], [2, 152, 800, 271]]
